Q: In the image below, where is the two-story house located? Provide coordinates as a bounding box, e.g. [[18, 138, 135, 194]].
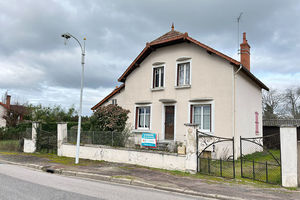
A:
[[92, 25, 268, 156]]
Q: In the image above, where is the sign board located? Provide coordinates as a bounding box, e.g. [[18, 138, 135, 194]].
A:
[[141, 133, 157, 148]]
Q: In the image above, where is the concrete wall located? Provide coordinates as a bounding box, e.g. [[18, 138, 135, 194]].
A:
[[59, 124, 198, 173], [0, 105, 6, 127], [298, 141, 300, 187], [60, 144, 190, 171], [23, 122, 39, 153], [280, 126, 298, 187]]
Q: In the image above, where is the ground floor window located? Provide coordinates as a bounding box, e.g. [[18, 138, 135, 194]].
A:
[[135, 106, 151, 129], [190, 104, 211, 132]]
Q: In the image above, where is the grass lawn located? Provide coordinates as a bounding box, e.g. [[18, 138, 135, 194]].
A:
[[199, 150, 281, 184], [0, 140, 21, 152]]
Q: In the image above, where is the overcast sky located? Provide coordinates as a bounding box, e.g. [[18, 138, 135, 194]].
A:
[[0, 0, 299, 116]]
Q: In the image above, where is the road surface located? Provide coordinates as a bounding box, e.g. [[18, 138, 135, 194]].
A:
[[0, 162, 214, 200]]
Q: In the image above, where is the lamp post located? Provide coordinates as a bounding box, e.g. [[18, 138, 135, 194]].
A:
[[61, 33, 86, 164]]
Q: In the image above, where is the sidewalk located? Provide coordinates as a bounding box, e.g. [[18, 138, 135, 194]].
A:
[[0, 152, 299, 200]]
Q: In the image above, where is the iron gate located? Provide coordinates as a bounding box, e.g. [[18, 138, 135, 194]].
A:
[[240, 133, 281, 184], [36, 129, 57, 153], [196, 130, 235, 178]]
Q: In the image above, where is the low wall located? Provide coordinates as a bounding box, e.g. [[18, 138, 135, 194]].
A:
[[60, 144, 193, 172], [23, 139, 36, 153], [298, 141, 300, 187]]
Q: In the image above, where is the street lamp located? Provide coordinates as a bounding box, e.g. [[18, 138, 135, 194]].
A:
[[61, 32, 86, 164]]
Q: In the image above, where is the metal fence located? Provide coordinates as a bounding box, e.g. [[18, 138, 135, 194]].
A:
[[36, 129, 57, 154], [67, 130, 125, 147], [240, 133, 281, 185], [199, 157, 235, 178]]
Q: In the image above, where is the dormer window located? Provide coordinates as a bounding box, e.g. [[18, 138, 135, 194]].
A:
[[153, 66, 164, 88], [177, 62, 190, 86]]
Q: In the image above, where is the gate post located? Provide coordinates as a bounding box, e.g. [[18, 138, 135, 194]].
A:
[[57, 122, 67, 156], [184, 124, 198, 174], [280, 125, 298, 187], [24, 121, 40, 153]]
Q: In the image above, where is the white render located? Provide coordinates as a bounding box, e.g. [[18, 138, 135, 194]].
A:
[[57, 123, 68, 156], [280, 126, 298, 187], [298, 141, 300, 187], [23, 122, 39, 153], [0, 105, 6, 127], [101, 41, 265, 159]]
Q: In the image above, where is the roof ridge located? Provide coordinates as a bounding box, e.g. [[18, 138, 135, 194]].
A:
[[150, 29, 184, 44]]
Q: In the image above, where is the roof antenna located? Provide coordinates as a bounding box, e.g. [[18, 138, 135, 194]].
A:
[[171, 22, 174, 31], [237, 12, 243, 56]]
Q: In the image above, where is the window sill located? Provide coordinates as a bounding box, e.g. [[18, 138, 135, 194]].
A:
[[151, 87, 164, 91], [175, 85, 191, 89], [132, 129, 152, 133]]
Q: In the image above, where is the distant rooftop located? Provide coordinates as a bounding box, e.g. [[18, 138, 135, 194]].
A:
[[263, 119, 300, 127]]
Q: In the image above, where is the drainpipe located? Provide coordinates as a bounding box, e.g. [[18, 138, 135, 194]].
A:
[[232, 64, 242, 160]]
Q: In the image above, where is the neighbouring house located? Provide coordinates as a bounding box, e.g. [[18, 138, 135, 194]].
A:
[[0, 94, 25, 127], [92, 25, 269, 158], [263, 119, 300, 149]]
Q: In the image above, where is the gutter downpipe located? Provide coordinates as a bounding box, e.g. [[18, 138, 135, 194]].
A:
[[233, 64, 242, 160]]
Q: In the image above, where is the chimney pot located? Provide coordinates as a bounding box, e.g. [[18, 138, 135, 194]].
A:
[[240, 32, 251, 71], [6, 95, 11, 109]]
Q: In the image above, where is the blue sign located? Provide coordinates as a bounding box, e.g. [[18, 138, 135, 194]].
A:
[[141, 133, 157, 148]]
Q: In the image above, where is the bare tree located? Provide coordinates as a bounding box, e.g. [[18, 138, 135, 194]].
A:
[[262, 89, 283, 119], [284, 87, 300, 118]]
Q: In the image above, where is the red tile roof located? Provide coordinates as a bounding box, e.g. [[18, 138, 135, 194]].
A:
[[0, 102, 8, 109], [92, 28, 269, 110], [91, 84, 125, 110], [117, 29, 268, 90]]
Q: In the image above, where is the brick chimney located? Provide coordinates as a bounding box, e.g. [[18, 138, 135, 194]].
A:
[[240, 32, 251, 71], [6, 95, 11, 109]]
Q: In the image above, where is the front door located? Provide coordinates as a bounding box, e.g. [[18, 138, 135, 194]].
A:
[[164, 106, 175, 140]]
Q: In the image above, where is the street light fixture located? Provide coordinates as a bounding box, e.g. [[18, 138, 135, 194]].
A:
[[61, 32, 86, 164]]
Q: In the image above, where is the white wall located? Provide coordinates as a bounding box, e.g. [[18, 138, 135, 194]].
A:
[[105, 42, 234, 145], [235, 71, 263, 157], [0, 105, 6, 127], [280, 126, 298, 187]]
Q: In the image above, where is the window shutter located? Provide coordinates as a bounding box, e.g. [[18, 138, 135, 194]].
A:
[[135, 107, 139, 129], [152, 69, 155, 88], [177, 64, 180, 86], [190, 105, 193, 123]]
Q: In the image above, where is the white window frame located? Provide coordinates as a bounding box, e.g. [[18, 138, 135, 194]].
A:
[[188, 101, 214, 133], [151, 64, 165, 89], [176, 59, 192, 87], [134, 104, 152, 131]]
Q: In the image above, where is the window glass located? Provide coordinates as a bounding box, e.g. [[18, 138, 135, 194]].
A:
[[203, 105, 211, 130], [153, 67, 164, 88], [178, 62, 190, 86], [185, 63, 190, 85], [192, 105, 211, 131], [137, 106, 151, 129]]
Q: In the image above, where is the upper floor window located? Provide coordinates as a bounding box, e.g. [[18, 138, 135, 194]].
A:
[[190, 104, 211, 132], [112, 99, 117, 105], [135, 106, 151, 129], [153, 66, 164, 88], [177, 62, 190, 86]]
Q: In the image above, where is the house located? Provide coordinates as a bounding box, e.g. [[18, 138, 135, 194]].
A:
[[92, 25, 269, 157], [0, 94, 25, 127]]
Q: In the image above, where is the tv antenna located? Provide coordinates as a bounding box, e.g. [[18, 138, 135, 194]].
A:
[[237, 12, 243, 56]]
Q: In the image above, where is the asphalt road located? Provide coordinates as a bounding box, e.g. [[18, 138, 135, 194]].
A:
[[0, 162, 213, 200]]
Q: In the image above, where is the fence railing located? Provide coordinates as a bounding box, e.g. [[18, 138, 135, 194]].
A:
[[67, 130, 125, 147], [199, 157, 235, 179]]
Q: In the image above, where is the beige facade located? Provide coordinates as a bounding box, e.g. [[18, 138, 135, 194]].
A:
[[102, 42, 263, 145], [94, 29, 268, 159]]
